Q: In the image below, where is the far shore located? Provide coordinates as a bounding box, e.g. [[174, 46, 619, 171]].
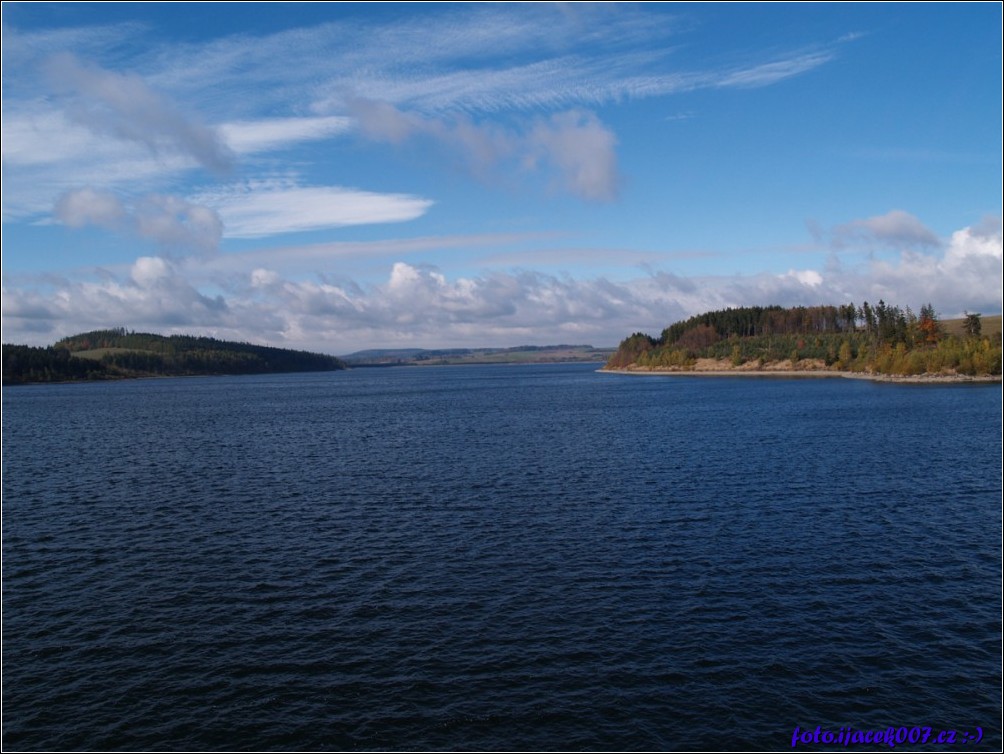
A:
[[598, 358, 1002, 384]]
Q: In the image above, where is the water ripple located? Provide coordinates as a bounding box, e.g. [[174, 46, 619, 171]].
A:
[[3, 366, 1000, 750]]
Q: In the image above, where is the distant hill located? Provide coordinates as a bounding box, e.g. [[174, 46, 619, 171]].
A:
[[2, 329, 345, 385], [341, 344, 614, 366]]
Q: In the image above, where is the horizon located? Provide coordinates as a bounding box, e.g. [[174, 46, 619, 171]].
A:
[[2, 3, 1001, 354], [5, 308, 999, 360]]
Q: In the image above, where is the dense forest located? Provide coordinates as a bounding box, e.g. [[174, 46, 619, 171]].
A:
[[2, 329, 345, 385], [606, 302, 1001, 377]]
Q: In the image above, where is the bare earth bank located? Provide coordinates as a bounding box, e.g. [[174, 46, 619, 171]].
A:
[[599, 358, 1002, 384]]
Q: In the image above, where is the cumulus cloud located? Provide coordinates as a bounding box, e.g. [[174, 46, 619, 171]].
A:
[[55, 188, 223, 254], [965, 213, 1002, 245], [4, 218, 999, 352], [827, 215, 1002, 315], [811, 211, 1002, 315], [2, 252, 853, 352], [131, 255, 175, 288], [43, 52, 235, 175], [349, 98, 619, 202], [250, 268, 281, 289], [2, 256, 229, 340], [782, 269, 824, 288], [944, 218, 1002, 268]]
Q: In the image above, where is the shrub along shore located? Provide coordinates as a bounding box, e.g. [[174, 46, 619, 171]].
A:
[[604, 304, 1001, 382], [599, 360, 1001, 383]]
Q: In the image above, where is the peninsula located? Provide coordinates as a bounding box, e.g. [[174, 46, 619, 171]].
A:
[[601, 304, 1001, 383], [2, 329, 346, 385]]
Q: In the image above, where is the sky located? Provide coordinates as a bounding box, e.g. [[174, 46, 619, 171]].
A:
[[2, 2, 1001, 355]]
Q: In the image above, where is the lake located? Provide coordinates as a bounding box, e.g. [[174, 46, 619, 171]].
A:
[[2, 363, 1000, 750]]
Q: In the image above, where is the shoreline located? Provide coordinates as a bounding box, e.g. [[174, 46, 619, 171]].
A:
[[597, 365, 1002, 384]]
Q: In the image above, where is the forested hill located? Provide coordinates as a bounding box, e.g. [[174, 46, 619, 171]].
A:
[[606, 303, 1001, 378], [2, 329, 345, 385]]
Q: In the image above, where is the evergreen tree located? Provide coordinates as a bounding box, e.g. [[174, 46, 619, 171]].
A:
[[963, 312, 982, 337]]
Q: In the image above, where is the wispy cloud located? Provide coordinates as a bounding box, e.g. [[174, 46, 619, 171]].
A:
[[218, 116, 352, 155], [43, 52, 235, 175], [3, 6, 845, 223], [190, 178, 434, 239], [715, 51, 834, 89], [1, 20, 150, 77], [1, 107, 362, 222], [10, 7, 839, 118]]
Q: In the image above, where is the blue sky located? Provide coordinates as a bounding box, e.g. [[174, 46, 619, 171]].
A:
[[2, 2, 1001, 353]]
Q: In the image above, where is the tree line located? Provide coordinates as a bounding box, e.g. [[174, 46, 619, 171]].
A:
[[1, 345, 113, 384], [607, 303, 1001, 377], [3, 329, 346, 385]]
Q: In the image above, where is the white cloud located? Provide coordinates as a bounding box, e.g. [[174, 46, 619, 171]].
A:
[[192, 179, 434, 239], [131, 9, 691, 115], [131, 256, 174, 287], [1, 106, 198, 220], [944, 215, 1002, 267], [4, 217, 1000, 352], [300, 11, 836, 114], [1, 108, 361, 222], [5, 7, 836, 127], [218, 116, 352, 154], [783, 269, 824, 287], [250, 268, 281, 289], [824, 215, 1002, 316], [715, 52, 834, 89], [2, 9, 843, 222], [51, 180, 430, 247], [2, 255, 230, 340]]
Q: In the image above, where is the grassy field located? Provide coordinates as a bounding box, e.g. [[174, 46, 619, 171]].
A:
[[70, 347, 151, 360], [941, 314, 1002, 338]]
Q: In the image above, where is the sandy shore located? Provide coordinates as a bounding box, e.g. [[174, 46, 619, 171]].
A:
[[598, 358, 1002, 384]]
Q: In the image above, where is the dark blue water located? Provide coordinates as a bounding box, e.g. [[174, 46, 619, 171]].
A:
[[3, 364, 1001, 751]]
